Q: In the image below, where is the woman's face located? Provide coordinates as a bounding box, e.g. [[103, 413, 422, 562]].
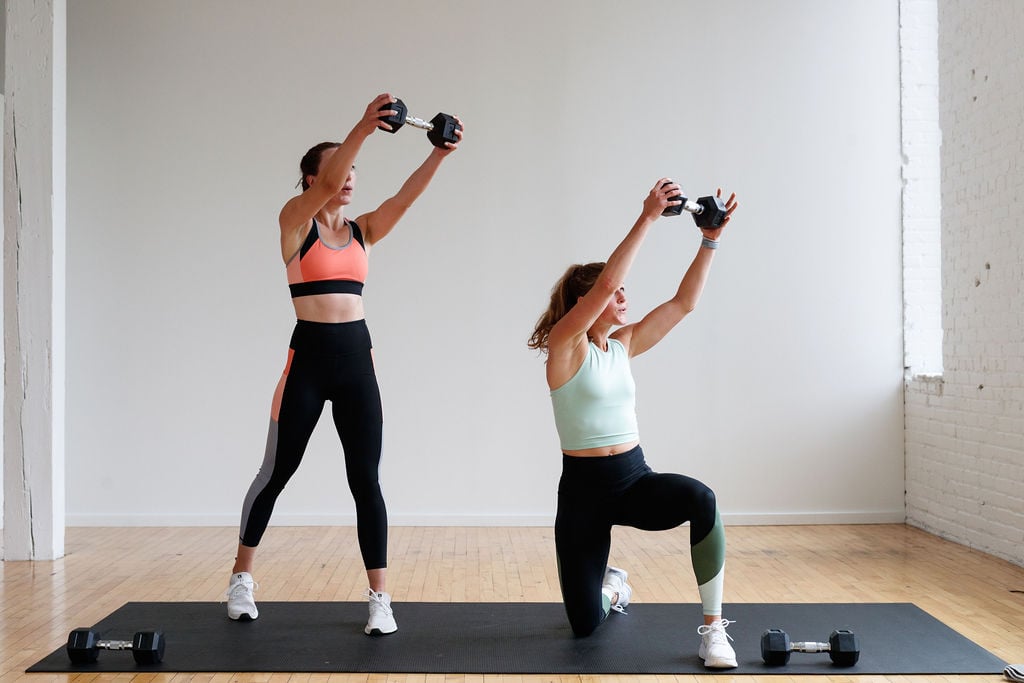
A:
[[598, 286, 629, 326], [310, 148, 356, 204]]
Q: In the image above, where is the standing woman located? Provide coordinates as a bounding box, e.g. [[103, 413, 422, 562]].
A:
[[225, 93, 463, 635], [528, 179, 739, 668]]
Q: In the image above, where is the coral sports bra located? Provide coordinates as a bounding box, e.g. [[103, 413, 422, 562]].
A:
[[286, 218, 368, 298]]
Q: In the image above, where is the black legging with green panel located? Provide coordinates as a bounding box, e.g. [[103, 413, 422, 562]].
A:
[[555, 445, 725, 636]]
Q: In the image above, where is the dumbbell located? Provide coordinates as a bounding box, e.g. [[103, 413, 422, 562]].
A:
[[659, 183, 728, 228], [378, 98, 461, 148], [66, 627, 165, 665], [760, 628, 860, 667]]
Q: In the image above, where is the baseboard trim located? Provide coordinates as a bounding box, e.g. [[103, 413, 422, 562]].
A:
[[63, 510, 907, 527]]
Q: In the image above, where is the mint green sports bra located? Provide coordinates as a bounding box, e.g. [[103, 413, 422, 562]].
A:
[[550, 338, 639, 451]]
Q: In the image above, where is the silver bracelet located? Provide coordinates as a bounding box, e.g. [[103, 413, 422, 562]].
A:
[[701, 236, 719, 250]]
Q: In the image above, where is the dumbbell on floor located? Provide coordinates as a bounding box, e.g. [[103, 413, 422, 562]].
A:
[[378, 98, 461, 148], [760, 628, 860, 667], [660, 183, 728, 228], [66, 628, 165, 665]]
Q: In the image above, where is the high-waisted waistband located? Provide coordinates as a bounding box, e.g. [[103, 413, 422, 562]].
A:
[[559, 444, 651, 493], [289, 318, 372, 354]]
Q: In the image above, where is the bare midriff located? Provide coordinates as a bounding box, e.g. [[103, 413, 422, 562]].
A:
[[292, 292, 365, 323], [562, 439, 640, 458]]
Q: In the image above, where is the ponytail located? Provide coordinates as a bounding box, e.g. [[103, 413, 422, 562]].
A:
[[528, 262, 605, 352]]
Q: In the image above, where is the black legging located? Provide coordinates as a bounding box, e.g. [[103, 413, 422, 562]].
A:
[[555, 445, 719, 636], [238, 319, 388, 569]]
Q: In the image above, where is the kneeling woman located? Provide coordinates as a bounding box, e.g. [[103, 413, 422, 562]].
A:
[[528, 179, 739, 669]]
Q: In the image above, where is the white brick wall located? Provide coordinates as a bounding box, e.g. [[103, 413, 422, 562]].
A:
[[905, 0, 1024, 567]]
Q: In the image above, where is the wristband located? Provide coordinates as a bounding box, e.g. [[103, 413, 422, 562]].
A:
[[701, 236, 719, 250]]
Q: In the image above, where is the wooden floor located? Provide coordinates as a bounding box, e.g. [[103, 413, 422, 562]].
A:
[[2, 524, 1022, 683]]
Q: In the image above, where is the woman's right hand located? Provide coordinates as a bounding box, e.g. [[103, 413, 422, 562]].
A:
[[642, 178, 683, 219], [359, 92, 398, 134]]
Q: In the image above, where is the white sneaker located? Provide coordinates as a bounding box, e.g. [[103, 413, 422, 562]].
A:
[[602, 566, 632, 614], [1005, 664, 1024, 682], [697, 618, 738, 668], [365, 589, 398, 635], [225, 572, 259, 621]]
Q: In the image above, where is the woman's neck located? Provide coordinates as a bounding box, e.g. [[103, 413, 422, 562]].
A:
[[587, 326, 612, 351], [315, 208, 347, 232]]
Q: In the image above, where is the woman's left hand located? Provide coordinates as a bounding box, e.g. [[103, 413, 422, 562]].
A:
[[434, 115, 464, 157], [700, 188, 738, 241]]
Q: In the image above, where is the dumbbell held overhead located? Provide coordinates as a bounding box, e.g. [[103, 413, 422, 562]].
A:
[[660, 182, 728, 229], [378, 98, 461, 148], [66, 627, 165, 665], [760, 628, 860, 667]]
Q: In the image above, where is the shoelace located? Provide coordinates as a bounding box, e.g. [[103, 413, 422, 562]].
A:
[[697, 618, 735, 644], [225, 579, 258, 601], [1006, 664, 1024, 682], [365, 589, 393, 616], [610, 602, 627, 614]]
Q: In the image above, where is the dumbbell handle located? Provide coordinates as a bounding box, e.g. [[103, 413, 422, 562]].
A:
[[401, 114, 437, 132], [95, 639, 136, 650], [790, 641, 832, 653], [675, 197, 704, 215]]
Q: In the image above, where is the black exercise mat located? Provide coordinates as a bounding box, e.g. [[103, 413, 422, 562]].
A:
[[28, 601, 1006, 674]]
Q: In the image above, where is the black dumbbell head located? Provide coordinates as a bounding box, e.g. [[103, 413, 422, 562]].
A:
[[828, 630, 860, 667], [426, 113, 462, 148], [659, 181, 686, 217], [67, 628, 100, 664], [760, 628, 792, 666], [694, 195, 728, 228], [131, 630, 165, 665], [378, 98, 407, 133]]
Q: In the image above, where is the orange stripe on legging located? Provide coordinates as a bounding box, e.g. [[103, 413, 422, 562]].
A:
[[269, 348, 295, 422]]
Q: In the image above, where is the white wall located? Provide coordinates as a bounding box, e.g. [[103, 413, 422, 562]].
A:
[[905, 0, 1024, 566], [66, 0, 905, 528], [900, 0, 943, 377]]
